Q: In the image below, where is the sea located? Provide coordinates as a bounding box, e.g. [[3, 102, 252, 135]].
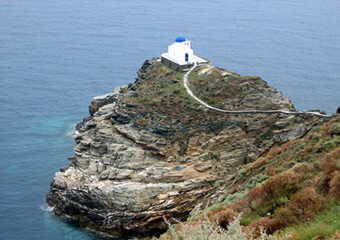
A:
[[0, 0, 339, 239]]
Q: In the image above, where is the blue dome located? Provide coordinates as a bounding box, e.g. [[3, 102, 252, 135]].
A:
[[175, 36, 186, 42]]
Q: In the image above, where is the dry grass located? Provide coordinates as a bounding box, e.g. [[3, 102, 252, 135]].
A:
[[266, 167, 279, 176], [329, 171, 340, 200], [209, 208, 238, 229], [246, 158, 267, 175], [330, 231, 340, 240], [320, 147, 340, 176], [261, 171, 301, 200], [287, 187, 324, 220], [245, 217, 276, 237]]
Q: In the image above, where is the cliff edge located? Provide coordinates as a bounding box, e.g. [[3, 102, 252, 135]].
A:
[[46, 59, 327, 238]]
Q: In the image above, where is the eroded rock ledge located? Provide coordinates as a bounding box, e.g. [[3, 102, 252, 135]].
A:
[[47, 59, 325, 238]]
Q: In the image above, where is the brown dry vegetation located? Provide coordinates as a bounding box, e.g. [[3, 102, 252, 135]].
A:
[[329, 171, 340, 200], [208, 208, 238, 229], [330, 231, 340, 240], [160, 116, 340, 239]]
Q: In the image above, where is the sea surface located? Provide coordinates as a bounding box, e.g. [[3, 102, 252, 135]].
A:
[[0, 0, 339, 239]]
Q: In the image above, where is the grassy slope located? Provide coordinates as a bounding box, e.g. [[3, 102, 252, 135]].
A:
[[277, 201, 340, 240], [160, 116, 340, 239]]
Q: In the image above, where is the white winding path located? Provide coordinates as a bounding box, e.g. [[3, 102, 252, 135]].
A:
[[183, 64, 333, 118]]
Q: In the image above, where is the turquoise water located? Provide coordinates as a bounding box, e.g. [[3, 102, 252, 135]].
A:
[[0, 0, 339, 239]]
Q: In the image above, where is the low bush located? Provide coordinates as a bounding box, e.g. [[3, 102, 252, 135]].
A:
[[160, 213, 287, 240], [266, 141, 294, 160], [242, 171, 302, 222], [273, 207, 298, 230], [320, 146, 340, 175], [240, 209, 261, 226], [288, 187, 324, 220], [245, 217, 276, 237], [266, 167, 278, 176], [330, 122, 340, 136], [329, 170, 340, 200], [247, 186, 266, 202], [209, 208, 237, 229], [276, 201, 340, 240], [246, 158, 267, 175], [262, 171, 301, 201], [318, 147, 340, 196]]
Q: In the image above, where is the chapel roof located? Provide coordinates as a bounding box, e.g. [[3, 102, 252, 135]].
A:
[[175, 36, 186, 43]]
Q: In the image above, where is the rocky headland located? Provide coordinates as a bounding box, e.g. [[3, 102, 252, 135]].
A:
[[46, 58, 333, 238]]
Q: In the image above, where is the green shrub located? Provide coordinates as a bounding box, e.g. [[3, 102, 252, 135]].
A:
[[330, 123, 340, 136], [262, 171, 301, 201], [320, 137, 340, 152], [208, 151, 220, 160], [240, 210, 261, 226], [277, 201, 340, 240]]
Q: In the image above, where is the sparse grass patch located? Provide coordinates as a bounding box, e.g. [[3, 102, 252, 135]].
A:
[[276, 201, 340, 240], [329, 170, 340, 200], [240, 209, 261, 226]]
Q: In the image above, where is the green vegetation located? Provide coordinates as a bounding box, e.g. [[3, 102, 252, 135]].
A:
[[159, 116, 340, 239], [254, 126, 276, 147], [276, 201, 340, 240]]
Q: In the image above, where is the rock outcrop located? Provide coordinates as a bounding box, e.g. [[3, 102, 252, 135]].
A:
[[47, 59, 327, 238]]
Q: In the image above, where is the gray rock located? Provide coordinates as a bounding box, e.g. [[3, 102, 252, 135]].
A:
[[115, 169, 133, 180], [111, 111, 130, 124], [60, 166, 69, 172], [89, 92, 118, 116]]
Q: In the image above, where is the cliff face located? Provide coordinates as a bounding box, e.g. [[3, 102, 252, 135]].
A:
[[46, 59, 325, 238]]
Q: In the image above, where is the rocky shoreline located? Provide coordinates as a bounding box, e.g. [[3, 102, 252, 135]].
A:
[[46, 59, 327, 238]]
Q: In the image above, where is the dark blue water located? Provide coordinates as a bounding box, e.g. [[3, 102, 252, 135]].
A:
[[0, 0, 339, 239]]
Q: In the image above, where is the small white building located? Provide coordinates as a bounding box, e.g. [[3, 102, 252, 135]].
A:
[[161, 36, 208, 72]]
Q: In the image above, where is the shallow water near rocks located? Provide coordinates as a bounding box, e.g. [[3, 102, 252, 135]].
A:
[[0, 0, 339, 239]]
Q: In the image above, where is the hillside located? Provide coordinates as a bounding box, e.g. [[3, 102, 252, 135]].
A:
[[160, 116, 340, 240], [46, 59, 338, 239]]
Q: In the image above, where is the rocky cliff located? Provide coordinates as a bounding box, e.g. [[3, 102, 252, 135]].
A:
[[46, 59, 327, 238]]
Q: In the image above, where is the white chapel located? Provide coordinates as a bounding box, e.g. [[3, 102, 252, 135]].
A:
[[161, 36, 208, 72]]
